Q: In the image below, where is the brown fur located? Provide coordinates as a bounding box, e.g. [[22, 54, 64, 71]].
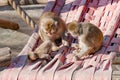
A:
[[28, 12, 67, 61], [67, 21, 103, 60]]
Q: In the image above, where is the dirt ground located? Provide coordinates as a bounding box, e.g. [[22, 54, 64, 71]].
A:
[[0, 4, 46, 70]]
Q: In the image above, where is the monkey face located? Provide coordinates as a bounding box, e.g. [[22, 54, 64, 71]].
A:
[[40, 18, 58, 37], [67, 21, 79, 38]]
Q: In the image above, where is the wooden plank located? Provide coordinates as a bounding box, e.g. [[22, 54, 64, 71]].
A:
[[0, 19, 19, 30], [0, 47, 11, 67], [0, 0, 8, 6], [43, 0, 56, 12], [53, 0, 65, 15], [73, 0, 88, 21], [60, 0, 73, 21], [18, 61, 42, 80], [66, 6, 78, 23]]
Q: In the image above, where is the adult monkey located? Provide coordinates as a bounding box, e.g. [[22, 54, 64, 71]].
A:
[[28, 12, 68, 61]]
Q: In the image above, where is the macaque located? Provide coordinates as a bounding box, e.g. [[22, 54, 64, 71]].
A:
[[28, 40, 52, 61], [67, 21, 103, 60], [28, 12, 68, 61]]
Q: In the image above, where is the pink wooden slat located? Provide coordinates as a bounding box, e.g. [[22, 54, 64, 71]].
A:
[[87, 7, 96, 15], [82, 52, 106, 70], [84, 13, 95, 21], [105, 17, 118, 37], [98, 0, 109, 6], [73, 0, 88, 21], [105, 3, 117, 12], [100, 52, 116, 61], [79, 0, 89, 5], [82, 56, 98, 69], [93, 53, 114, 80], [65, 0, 79, 23], [100, 22, 106, 32], [88, 0, 98, 6], [104, 3, 111, 12], [72, 0, 82, 6], [60, 0, 74, 21], [104, 5, 120, 36], [106, 44, 119, 52], [91, 6, 105, 26], [56, 0, 65, 6], [18, 61, 42, 80], [93, 6, 105, 17], [73, 63, 95, 80], [36, 48, 67, 80], [74, 6, 86, 21], [60, 5, 71, 21], [116, 28, 120, 34], [54, 62, 80, 80], [111, 37, 120, 44], [36, 58, 61, 80], [65, 0, 75, 4], [43, 0, 56, 12], [53, 0, 65, 15], [60, 12, 69, 21], [94, 60, 112, 80], [66, 6, 79, 23], [53, 5, 62, 15], [100, 4, 120, 47], [102, 36, 111, 47], [90, 16, 101, 26]]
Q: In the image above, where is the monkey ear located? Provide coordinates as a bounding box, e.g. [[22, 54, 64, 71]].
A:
[[67, 22, 76, 31]]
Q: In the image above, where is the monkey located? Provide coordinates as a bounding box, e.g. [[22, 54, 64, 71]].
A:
[[28, 40, 52, 61], [28, 12, 68, 61], [67, 21, 103, 60]]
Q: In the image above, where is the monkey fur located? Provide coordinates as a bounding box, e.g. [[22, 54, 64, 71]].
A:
[[67, 21, 103, 60], [28, 12, 68, 61]]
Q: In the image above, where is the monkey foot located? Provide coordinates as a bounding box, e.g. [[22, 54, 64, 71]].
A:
[[28, 51, 38, 61]]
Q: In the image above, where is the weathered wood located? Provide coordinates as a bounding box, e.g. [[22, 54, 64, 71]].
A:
[[0, 0, 48, 6], [0, 47, 11, 67], [0, 0, 8, 6], [19, 0, 48, 5], [0, 19, 19, 30]]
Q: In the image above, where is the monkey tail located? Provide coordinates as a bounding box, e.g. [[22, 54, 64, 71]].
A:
[[8, 0, 37, 29]]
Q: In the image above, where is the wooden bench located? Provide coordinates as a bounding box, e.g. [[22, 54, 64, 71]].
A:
[[0, 0, 120, 80]]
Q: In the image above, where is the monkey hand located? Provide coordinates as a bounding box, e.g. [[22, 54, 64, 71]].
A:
[[52, 45, 60, 51], [28, 51, 38, 61]]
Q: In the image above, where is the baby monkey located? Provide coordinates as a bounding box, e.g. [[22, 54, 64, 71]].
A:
[[67, 21, 103, 60], [28, 12, 68, 61]]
